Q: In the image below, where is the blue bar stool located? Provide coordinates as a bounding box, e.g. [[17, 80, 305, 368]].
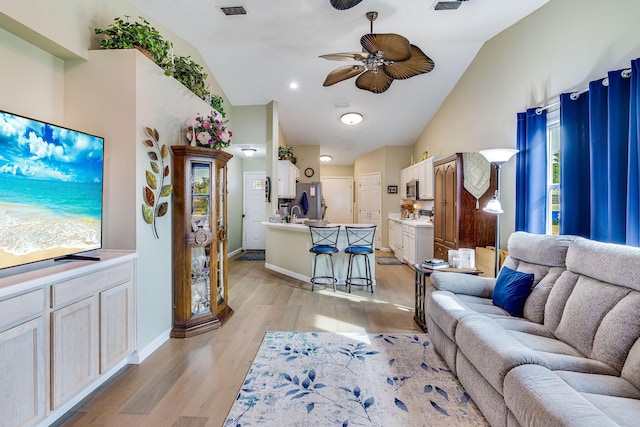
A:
[[344, 226, 376, 293], [308, 226, 341, 292]]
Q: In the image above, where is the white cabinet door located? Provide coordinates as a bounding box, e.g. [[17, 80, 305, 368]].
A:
[[418, 157, 434, 200], [100, 281, 134, 374], [0, 317, 45, 427], [400, 168, 408, 199], [51, 296, 99, 409], [277, 160, 298, 198]]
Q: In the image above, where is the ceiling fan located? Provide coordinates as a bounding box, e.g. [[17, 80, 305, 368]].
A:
[[330, 0, 363, 10], [320, 11, 435, 94]]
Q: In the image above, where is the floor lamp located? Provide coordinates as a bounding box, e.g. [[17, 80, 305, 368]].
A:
[[479, 148, 519, 278]]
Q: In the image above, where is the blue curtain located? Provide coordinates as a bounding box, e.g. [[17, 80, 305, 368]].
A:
[[515, 108, 547, 233], [559, 59, 639, 244], [560, 92, 590, 237], [628, 58, 640, 246]]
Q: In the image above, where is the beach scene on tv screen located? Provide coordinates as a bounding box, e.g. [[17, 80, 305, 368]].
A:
[[0, 112, 103, 269]]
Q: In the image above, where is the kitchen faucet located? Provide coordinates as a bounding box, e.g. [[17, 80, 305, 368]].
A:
[[290, 205, 302, 222]]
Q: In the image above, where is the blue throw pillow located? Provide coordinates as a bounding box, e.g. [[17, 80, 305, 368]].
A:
[[492, 266, 535, 317]]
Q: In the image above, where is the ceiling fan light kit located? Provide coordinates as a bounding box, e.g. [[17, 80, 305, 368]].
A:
[[320, 11, 435, 94], [340, 112, 363, 125]]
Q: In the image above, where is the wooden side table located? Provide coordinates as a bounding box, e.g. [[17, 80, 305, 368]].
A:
[[414, 264, 482, 332]]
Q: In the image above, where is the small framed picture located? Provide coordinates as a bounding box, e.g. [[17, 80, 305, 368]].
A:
[[387, 185, 398, 194]]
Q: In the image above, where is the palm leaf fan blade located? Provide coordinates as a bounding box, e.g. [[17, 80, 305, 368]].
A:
[[320, 52, 370, 62], [330, 0, 363, 10], [355, 70, 393, 93], [323, 65, 365, 87], [360, 33, 411, 62], [383, 45, 435, 80]]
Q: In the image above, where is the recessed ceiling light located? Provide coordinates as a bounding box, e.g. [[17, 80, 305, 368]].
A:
[[242, 148, 257, 157], [289, 82, 299, 89], [340, 112, 363, 125], [320, 155, 332, 162]]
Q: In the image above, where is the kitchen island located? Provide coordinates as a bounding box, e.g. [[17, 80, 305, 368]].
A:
[[262, 222, 376, 289]]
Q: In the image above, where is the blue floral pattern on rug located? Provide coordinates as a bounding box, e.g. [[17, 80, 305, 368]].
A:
[[224, 332, 488, 426]]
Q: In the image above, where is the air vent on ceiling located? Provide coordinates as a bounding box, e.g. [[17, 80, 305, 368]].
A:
[[434, 1, 467, 11], [221, 6, 247, 16]]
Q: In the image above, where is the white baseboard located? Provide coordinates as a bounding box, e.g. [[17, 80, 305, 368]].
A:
[[379, 247, 392, 252], [129, 327, 171, 364], [228, 247, 243, 258], [264, 263, 376, 287]]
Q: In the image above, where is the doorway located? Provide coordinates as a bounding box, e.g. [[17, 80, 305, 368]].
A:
[[243, 171, 266, 250], [357, 172, 382, 248], [320, 176, 353, 224]]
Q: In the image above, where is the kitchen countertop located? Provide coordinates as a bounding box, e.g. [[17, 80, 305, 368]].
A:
[[261, 222, 375, 233], [390, 218, 434, 227]]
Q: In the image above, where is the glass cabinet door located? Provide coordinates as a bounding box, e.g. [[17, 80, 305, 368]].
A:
[[216, 163, 227, 313], [190, 162, 213, 318]]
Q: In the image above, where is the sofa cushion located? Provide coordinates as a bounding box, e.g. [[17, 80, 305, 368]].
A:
[[455, 315, 550, 394], [522, 266, 565, 324], [555, 371, 640, 400], [566, 236, 640, 292], [507, 331, 583, 357], [493, 266, 534, 317], [622, 338, 640, 390], [555, 276, 631, 361], [493, 317, 555, 338], [580, 393, 640, 426], [590, 292, 640, 373], [536, 351, 619, 376], [504, 365, 619, 427], [544, 271, 580, 332], [507, 231, 574, 267]]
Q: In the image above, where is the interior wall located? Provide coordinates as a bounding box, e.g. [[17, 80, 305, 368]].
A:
[[413, 0, 640, 247], [320, 165, 354, 177], [292, 145, 320, 183]]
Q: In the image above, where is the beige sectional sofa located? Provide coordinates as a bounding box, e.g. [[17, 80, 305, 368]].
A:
[[425, 231, 640, 427]]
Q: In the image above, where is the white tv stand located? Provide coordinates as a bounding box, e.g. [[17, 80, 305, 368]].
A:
[[0, 250, 137, 427]]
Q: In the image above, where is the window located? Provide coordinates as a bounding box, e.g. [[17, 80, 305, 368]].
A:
[[546, 109, 560, 235]]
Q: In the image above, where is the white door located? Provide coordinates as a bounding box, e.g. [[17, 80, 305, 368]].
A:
[[320, 176, 353, 224], [243, 171, 266, 250], [358, 172, 382, 248]]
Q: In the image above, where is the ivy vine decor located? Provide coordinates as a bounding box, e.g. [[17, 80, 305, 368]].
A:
[[141, 127, 173, 239], [95, 16, 227, 116]]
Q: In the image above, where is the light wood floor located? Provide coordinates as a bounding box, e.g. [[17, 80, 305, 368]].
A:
[[56, 251, 421, 427]]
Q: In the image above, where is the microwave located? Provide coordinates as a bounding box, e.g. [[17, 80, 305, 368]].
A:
[[406, 179, 419, 200]]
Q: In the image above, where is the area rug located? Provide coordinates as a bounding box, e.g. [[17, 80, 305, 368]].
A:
[[224, 332, 488, 426], [376, 256, 404, 265], [236, 250, 266, 261]]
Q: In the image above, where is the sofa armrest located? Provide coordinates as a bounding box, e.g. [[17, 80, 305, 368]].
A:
[[430, 272, 496, 298]]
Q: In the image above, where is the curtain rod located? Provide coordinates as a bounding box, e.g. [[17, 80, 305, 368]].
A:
[[535, 68, 632, 115]]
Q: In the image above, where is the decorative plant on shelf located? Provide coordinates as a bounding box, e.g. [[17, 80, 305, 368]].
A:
[[186, 110, 232, 149], [94, 16, 172, 65], [141, 127, 173, 239], [168, 55, 209, 99], [208, 93, 226, 117], [278, 145, 295, 161]]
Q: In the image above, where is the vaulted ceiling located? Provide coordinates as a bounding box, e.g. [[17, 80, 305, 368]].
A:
[[131, 0, 549, 165]]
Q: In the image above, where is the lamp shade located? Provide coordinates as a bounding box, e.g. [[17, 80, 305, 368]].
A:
[[479, 148, 518, 165], [483, 196, 504, 214]]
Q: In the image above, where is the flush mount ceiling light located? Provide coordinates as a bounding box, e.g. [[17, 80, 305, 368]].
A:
[[320, 155, 333, 162], [241, 147, 257, 157], [289, 82, 299, 89], [340, 112, 363, 125]]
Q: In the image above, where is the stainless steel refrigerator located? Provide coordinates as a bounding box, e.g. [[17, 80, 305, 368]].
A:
[[293, 182, 325, 219]]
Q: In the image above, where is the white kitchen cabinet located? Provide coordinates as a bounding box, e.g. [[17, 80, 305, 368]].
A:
[[400, 168, 408, 199], [388, 219, 404, 261], [277, 160, 300, 198], [418, 157, 434, 200], [99, 281, 134, 373], [403, 222, 434, 265]]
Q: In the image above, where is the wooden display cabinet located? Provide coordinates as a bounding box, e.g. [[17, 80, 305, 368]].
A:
[[171, 146, 233, 338], [433, 153, 497, 262]]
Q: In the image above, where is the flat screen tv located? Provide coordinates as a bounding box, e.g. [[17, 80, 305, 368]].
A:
[[0, 110, 104, 270]]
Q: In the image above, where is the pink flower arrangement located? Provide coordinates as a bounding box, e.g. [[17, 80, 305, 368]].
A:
[[186, 110, 232, 149]]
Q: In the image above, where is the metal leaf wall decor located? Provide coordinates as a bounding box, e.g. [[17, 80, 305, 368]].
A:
[[141, 127, 173, 239]]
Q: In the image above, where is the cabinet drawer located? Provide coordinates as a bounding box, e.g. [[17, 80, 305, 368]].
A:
[[51, 262, 133, 308], [0, 288, 45, 330]]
